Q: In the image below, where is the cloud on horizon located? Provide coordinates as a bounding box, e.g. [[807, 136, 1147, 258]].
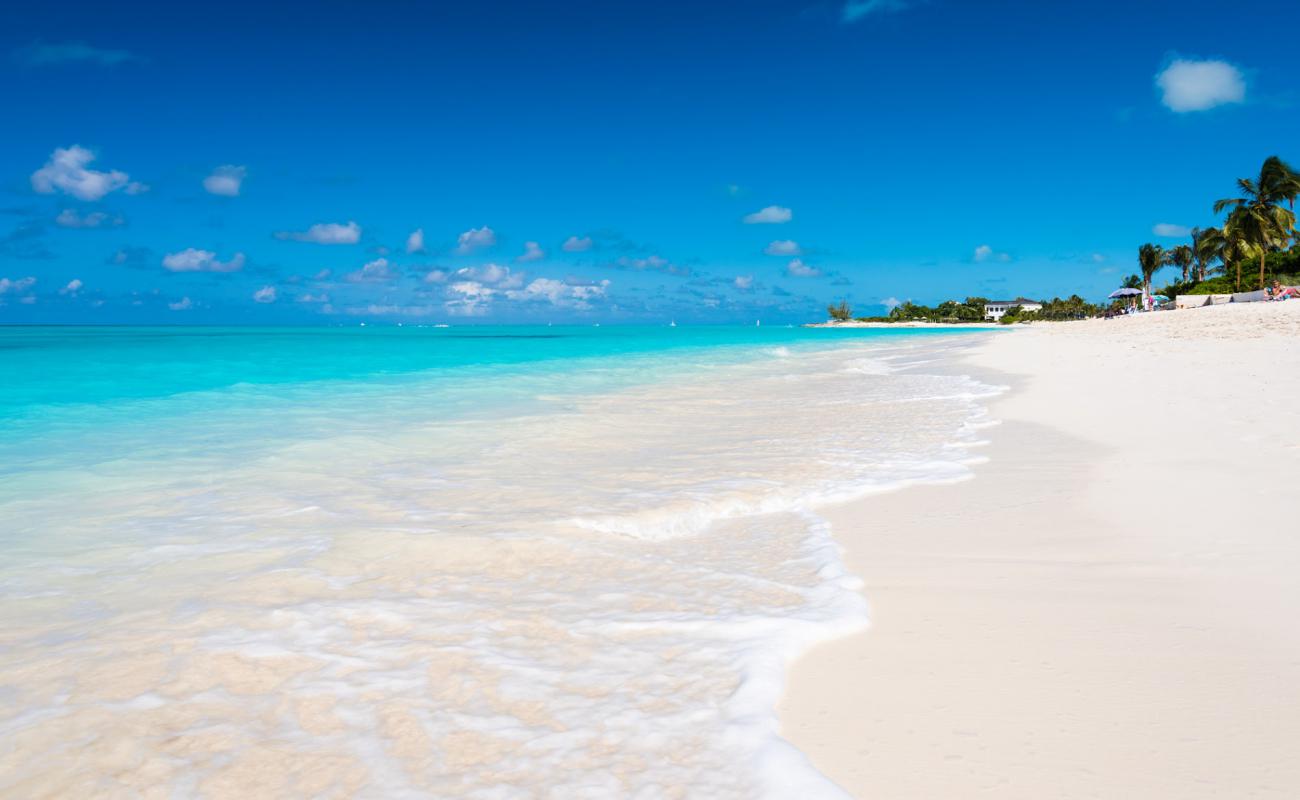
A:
[[1152, 222, 1191, 237], [56, 209, 123, 229], [1155, 58, 1245, 113], [162, 248, 246, 273], [275, 221, 361, 244]]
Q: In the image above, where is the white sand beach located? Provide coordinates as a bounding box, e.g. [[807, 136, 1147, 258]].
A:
[[781, 301, 1300, 798]]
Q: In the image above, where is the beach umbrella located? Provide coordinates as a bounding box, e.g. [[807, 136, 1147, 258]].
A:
[[1108, 288, 1143, 298], [1152, 294, 1170, 302]]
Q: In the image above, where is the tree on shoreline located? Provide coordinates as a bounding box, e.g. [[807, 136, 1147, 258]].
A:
[[1169, 244, 1194, 283], [1213, 156, 1299, 290], [1138, 243, 1169, 298]]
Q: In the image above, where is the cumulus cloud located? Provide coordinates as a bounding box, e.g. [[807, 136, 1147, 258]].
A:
[[55, 209, 122, 228], [764, 239, 801, 256], [734, 275, 755, 290], [424, 269, 449, 284], [973, 244, 1011, 262], [31, 145, 135, 201], [1156, 58, 1245, 113], [253, 286, 278, 303], [455, 225, 496, 254], [0, 276, 37, 295], [203, 165, 246, 196], [612, 255, 688, 276], [882, 296, 902, 310], [454, 263, 523, 288], [406, 228, 425, 254], [168, 297, 192, 311], [506, 277, 610, 309], [786, 258, 821, 278], [842, 0, 913, 23], [13, 41, 143, 67], [60, 278, 83, 295], [345, 257, 398, 283], [1153, 222, 1191, 237], [162, 248, 246, 272], [743, 205, 792, 224], [444, 281, 496, 316], [517, 241, 545, 262], [275, 221, 361, 244], [297, 292, 330, 303], [562, 235, 594, 252]]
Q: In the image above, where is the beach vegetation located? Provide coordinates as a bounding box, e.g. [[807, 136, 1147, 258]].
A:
[[827, 300, 853, 321], [1213, 155, 1299, 290]]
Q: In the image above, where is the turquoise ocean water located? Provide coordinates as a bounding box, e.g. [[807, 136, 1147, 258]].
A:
[[0, 324, 996, 798]]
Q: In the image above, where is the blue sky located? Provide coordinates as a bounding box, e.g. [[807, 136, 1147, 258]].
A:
[[2, 0, 1296, 324]]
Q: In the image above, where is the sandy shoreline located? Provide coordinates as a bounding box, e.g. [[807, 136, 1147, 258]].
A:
[[781, 302, 1300, 798]]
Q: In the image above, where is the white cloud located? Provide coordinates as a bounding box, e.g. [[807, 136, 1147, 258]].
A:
[[612, 255, 687, 275], [60, 278, 83, 295], [345, 257, 398, 283], [973, 244, 1011, 263], [562, 235, 594, 252], [764, 239, 801, 256], [517, 241, 545, 262], [202, 165, 246, 196], [55, 209, 122, 228], [786, 258, 821, 277], [406, 228, 425, 254], [743, 205, 792, 224], [275, 221, 361, 244], [297, 292, 330, 303], [734, 275, 755, 290], [882, 296, 902, 310], [162, 248, 246, 272], [0, 276, 37, 295], [506, 277, 609, 309], [1156, 59, 1245, 113], [843, 0, 912, 23], [455, 225, 496, 254], [1153, 222, 1191, 237], [454, 263, 523, 288], [31, 145, 134, 201], [168, 297, 192, 311], [444, 280, 496, 316], [1091, 253, 1106, 263], [253, 286, 278, 303], [424, 269, 449, 284], [313, 268, 332, 280]]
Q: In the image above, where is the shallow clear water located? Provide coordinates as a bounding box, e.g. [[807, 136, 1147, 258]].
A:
[[0, 325, 998, 798]]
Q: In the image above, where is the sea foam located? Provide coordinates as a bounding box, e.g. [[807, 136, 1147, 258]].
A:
[[0, 331, 999, 798]]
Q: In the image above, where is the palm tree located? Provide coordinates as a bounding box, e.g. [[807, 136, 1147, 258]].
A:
[[1190, 227, 1215, 282], [1169, 244, 1194, 283], [1138, 243, 1168, 298], [1197, 225, 1259, 291], [1214, 156, 1300, 289]]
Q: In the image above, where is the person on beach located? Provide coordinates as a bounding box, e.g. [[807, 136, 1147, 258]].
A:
[[1267, 280, 1299, 301]]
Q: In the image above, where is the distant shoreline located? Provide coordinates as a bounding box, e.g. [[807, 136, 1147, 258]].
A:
[[803, 320, 1003, 329]]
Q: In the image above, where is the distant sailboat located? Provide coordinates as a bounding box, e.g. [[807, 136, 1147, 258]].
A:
[[755, 319, 761, 327], [670, 320, 677, 327]]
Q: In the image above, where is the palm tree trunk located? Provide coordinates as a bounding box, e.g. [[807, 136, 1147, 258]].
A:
[[1236, 259, 1242, 292], [1259, 250, 1267, 289]]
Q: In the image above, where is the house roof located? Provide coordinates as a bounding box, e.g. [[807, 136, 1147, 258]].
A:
[[985, 298, 1042, 305]]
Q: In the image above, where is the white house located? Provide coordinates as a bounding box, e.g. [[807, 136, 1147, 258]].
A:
[[983, 298, 1043, 321]]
